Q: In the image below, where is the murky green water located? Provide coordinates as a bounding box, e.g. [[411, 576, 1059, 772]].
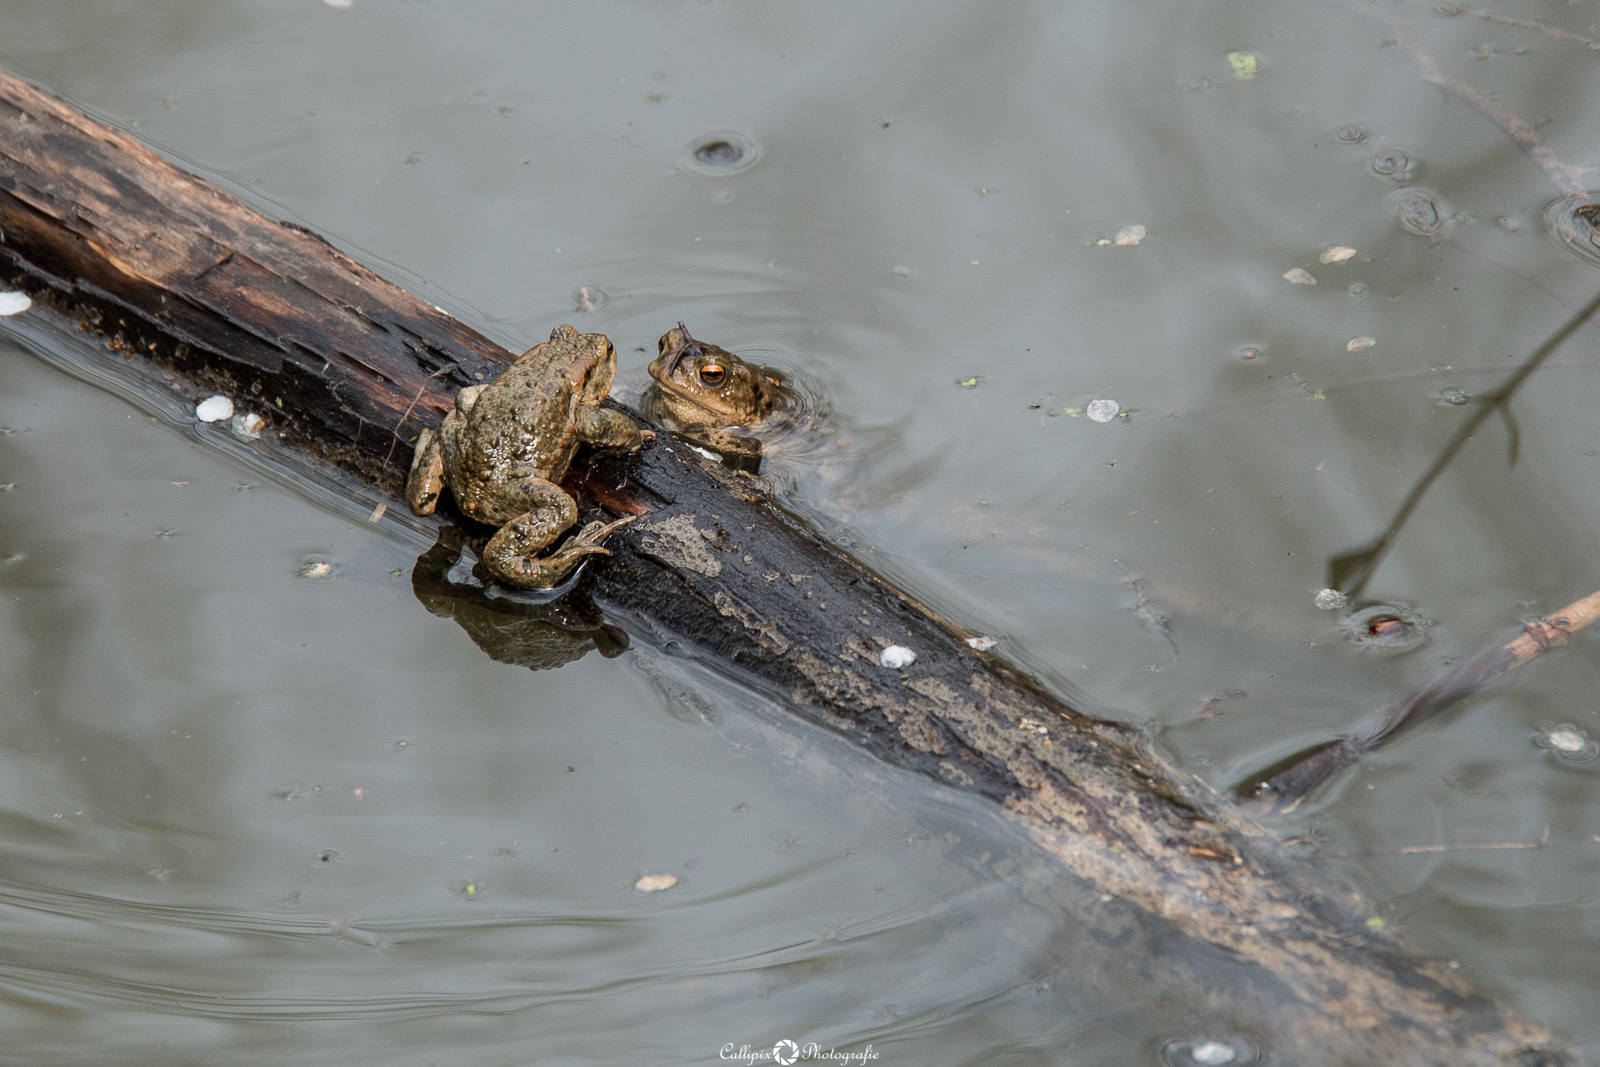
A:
[[6, 0, 1600, 1062]]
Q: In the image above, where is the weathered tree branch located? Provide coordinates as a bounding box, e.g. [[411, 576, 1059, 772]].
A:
[[0, 69, 1572, 1064]]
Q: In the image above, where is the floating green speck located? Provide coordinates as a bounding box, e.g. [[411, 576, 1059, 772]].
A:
[[956, 376, 981, 389], [1227, 52, 1260, 79]]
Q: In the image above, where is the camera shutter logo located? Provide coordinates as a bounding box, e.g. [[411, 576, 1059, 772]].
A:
[[773, 1040, 800, 1065]]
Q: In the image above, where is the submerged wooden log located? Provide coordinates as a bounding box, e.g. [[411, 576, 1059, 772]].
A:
[[0, 69, 1573, 1064]]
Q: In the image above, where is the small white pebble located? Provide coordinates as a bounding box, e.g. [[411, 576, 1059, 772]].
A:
[[1191, 1041, 1237, 1065], [1319, 246, 1358, 264], [195, 395, 234, 423], [892, 264, 913, 276], [0, 291, 31, 316], [1314, 588, 1348, 611], [1113, 224, 1147, 246], [1086, 398, 1120, 423], [231, 412, 265, 439], [635, 873, 678, 892], [1346, 336, 1376, 352], [300, 561, 334, 579], [1283, 267, 1317, 285], [966, 635, 998, 651], [880, 645, 917, 669]]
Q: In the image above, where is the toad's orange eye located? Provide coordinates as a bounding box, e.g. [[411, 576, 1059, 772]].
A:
[[699, 363, 726, 386]]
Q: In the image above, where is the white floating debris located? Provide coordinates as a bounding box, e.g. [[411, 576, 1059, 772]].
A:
[[300, 561, 334, 580], [1191, 1041, 1238, 1065], [323, 0, 353, 7], [635, 873, 678, 892], [1113, 224, 1147, 246], [0, 291, 31, 316], [1536, 723, 1600, 762], [892, 264, 913, 276], [1086, 398, 1120, 423], [880, 645, 917, 669], [966, 635, 998, 651], [231, 412, 265, 439], [195, 395, 234, 423], [1346, 336, 1376, 352], [1314, 588, 1348, 611], [1283, 267, 1317, 285], [1319, 246, 1358, 264], [1547, 728, 1586, 753]]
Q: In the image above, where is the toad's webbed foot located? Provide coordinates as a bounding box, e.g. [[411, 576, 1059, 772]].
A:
[[405, 428, 445, 516], [483, 512, 639, 589]]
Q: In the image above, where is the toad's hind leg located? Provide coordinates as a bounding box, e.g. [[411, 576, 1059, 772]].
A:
[[405, 427, 445, 516], [482, 479, 638, 588]]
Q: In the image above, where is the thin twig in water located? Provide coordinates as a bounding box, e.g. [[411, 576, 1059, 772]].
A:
[[1326, 288, 1600, 597], [1239, 590, 1600, 814], [1331, 825, 1550, 858], [1332, 0, 1590, 197], [1391, 825, 1549, 855], [1435, 4, 1600, 53]]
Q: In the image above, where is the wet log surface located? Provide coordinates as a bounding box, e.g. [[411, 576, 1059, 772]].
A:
[[0, 69, 1574, 1065]]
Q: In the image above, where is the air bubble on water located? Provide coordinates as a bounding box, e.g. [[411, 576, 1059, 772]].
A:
[[683, 131, 761, 176], [1391, 188, 1441, 237], [1370, 148, 1415, 182], [1334, 124, 1367, 144], [1314, 588, 1347, 611], [1542, 194, 1600, 269]]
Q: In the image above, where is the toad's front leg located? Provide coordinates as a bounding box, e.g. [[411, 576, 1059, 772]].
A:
[[482, 479, 637, 588], [405, 427, 446, 516]]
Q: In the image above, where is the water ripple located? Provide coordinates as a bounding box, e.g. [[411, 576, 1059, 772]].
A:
[[1543, 193, 1600, 268]]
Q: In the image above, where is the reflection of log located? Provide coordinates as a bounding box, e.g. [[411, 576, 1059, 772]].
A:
[[0, 69, 1570, 1065]]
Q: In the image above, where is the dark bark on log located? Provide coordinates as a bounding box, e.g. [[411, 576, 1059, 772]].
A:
[[0, 69, 1573, 1065]]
